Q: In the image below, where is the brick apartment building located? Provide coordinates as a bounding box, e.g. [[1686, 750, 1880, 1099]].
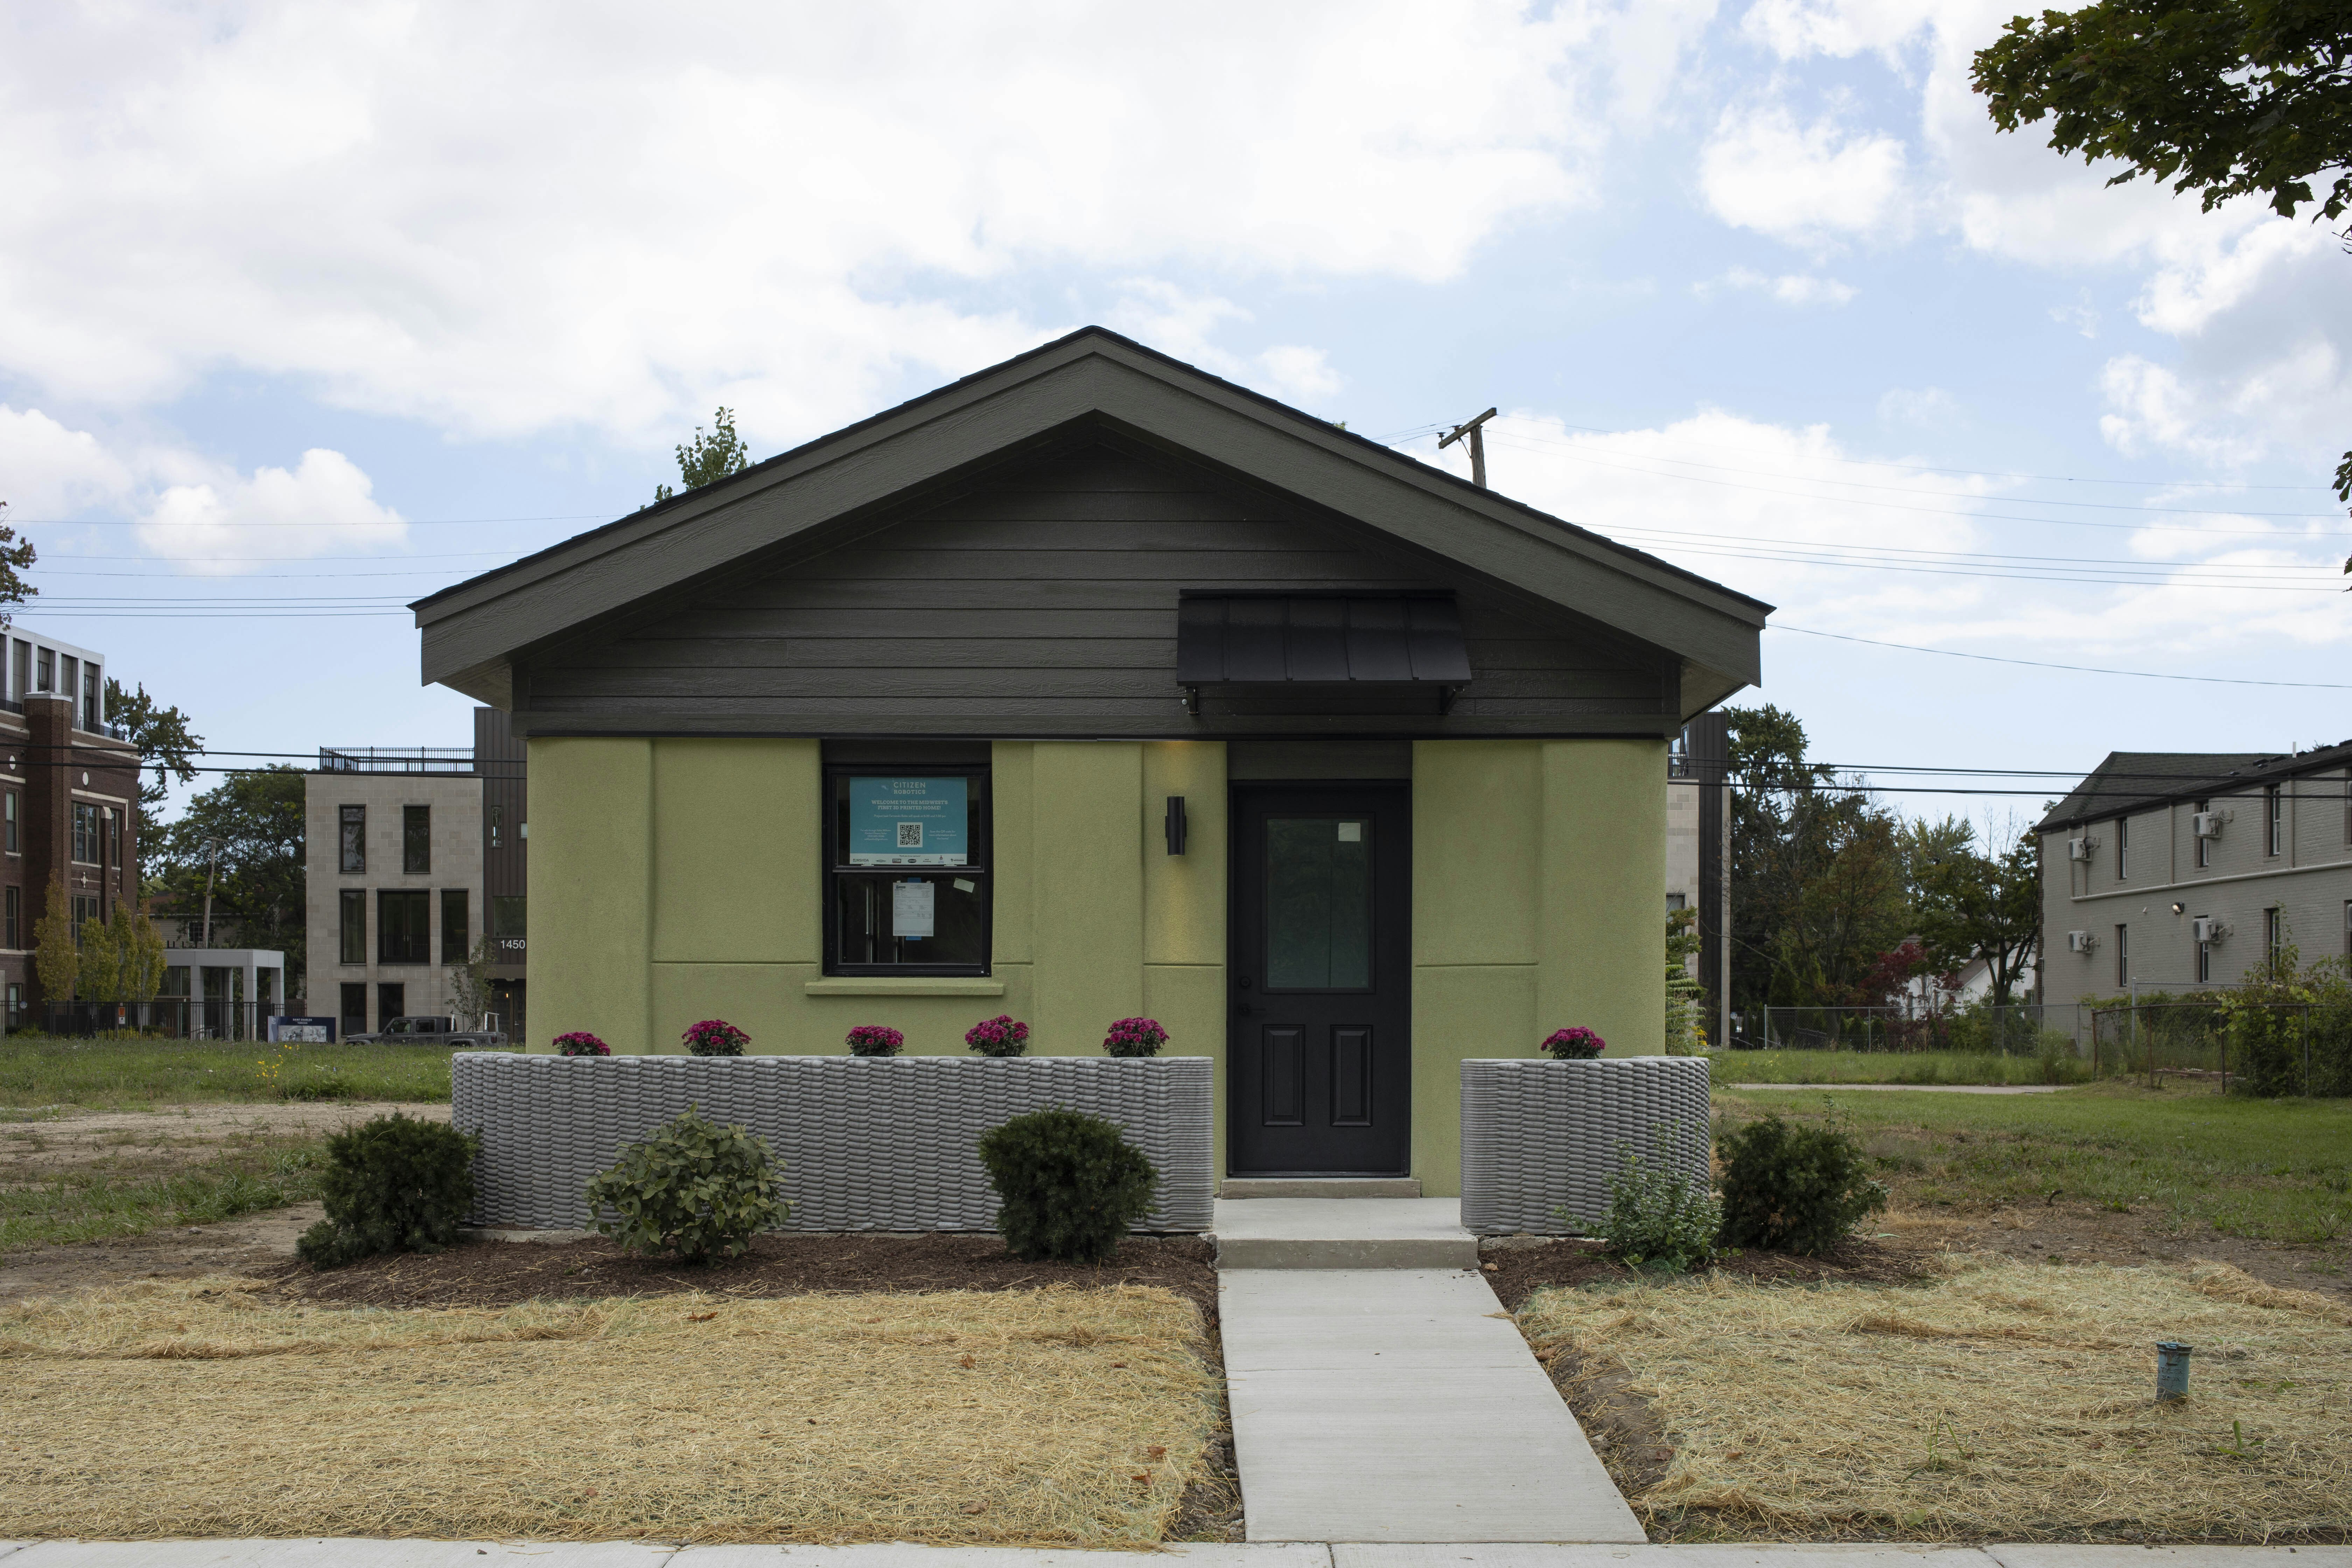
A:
[[0, 630, 142, 1015]]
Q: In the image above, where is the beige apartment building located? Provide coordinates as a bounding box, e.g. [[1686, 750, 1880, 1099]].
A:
[[2039, 744, 2352, 1007]]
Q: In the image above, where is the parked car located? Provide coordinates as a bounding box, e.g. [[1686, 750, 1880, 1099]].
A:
[[346, 1015, 508, 1048]]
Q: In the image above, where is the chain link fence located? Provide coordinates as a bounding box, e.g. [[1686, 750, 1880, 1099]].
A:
[[2088, 1001, 2352, 1098], [1728, 1002, 2086, 1058]]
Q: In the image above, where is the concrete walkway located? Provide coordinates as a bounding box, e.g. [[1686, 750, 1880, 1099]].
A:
[[1, 1542, 2343, 1566], [1213, 1198, 1477, 1269], [1725, 1083, 2062, 1095], [1219, 1268, 1644, 1544]]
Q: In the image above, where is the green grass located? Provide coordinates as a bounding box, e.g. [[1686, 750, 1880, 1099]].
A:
[[0, 1035, 458, 1115], [0, 1136, 327, 1251], [1717, 1081, 2352, 1245], [1712, 1048, 2091, 1086]]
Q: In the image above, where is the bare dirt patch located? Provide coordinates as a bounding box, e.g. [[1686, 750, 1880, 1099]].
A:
[[0, 1202, 322, 1302], [1905, 1201, 2352, 1304], [0, 1100, 448, 1177]]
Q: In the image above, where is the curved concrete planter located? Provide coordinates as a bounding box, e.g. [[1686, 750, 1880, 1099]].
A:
[[450, 1052, 1214, 1234], [1458, 1055, 1712, 1235]]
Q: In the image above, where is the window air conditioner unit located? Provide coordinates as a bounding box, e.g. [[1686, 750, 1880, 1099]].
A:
[[2192, 917, 2227, 944], [2067, 836, 2096, 861], [2192, 812, 2222, 839], [2067, 929, 2096, 953]]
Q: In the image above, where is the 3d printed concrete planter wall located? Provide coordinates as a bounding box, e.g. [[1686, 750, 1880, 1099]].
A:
[[1458, 1056, 1712, 1235], [451, 1052, 1214, 1233]]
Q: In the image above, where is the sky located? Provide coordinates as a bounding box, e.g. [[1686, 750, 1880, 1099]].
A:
[[2, 0, 2347, 841]]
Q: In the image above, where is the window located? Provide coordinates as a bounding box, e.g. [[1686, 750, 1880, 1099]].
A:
[[2116, 815, 2129, 880], [34, 646, 52, 693], [70, 802, 100, 864], [4, 789, 18, 855], [441, 889, 470, 964], [4, 886, 16, 949], [103, 807, 117, 871], [489, 802, 503, 852], [10, 640, 26, 701], [376, 982, 405, 1026], [824, 765, 991, 974], [402, 804, 431, 875], [491, 894, 527, 938], [2267, 784, 2283, 856], [378, 890, 430, 965], [72, 893, 99, 938], [2268, 906, 2285, 960], [2115, 923, 2129, 989], [1666, 891, 1688, 910], [58, 657, 74, 707], [340, 983, 368, 1037], [81, 664, 100, 732], [2194, 798, 2211, 869], [339, 804, 366, 874], [2197, 926, 2211, 984], [339, 890, 366, 964]]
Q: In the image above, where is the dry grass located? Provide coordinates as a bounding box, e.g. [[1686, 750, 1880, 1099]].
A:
[[0, 1277, 1219, 1545], [1518, 1253, 2352, 1541]]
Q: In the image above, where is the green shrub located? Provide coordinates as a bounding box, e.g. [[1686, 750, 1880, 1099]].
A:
[[1716, 1112, 1888, 1256], [1589, 1121, 1721, 1272], [583, 1106, 789, 1264], [977, 1108, 1156, 1263], [294, 1112, 481, 1269]]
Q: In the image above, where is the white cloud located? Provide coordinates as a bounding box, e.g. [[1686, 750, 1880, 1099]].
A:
[[1699, 267, 1857, 305], [136, 449, 406, 573], [1877, 387, 1956, 427], [1698, 103, 1911, 247], [1739, 0, 1943, 63], [1105, 281, 1346, 407], [0, 0, 1712, 448], [1256, 345, 1345, 402], [0, 406, 135, 518]]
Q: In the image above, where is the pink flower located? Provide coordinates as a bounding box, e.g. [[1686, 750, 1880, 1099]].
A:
[[964, 1015, 1031, 1057], [554, 1032, 610, 1057], [1542, 1026, 1605, 1060], [1103, 1017, 1168, 1058]]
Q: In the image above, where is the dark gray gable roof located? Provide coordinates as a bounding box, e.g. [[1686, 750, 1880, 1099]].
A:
[[2035, 744, 2352, 831], [413, 327, 1771, 706]]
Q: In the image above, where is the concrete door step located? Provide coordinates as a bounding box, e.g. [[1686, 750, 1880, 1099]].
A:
[[1213, 1198, 1478, 1270], [1219, 1178, 1423, 1199]]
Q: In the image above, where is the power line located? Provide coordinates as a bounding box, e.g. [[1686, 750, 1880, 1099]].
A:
[[1771, 624, 2352, 686], [12, 513, 611, 529]]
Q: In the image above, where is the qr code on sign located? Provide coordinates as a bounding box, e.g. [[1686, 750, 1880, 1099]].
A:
[[896, 821, 924, 848]]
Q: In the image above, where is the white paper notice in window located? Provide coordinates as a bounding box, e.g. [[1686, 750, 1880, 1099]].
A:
[[893, 879, 936, 939]]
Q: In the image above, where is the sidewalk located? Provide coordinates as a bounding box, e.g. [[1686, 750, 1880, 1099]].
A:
[[1, 1541, 2346, 1566]]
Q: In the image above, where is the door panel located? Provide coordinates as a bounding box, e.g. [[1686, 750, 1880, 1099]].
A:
[[1230, 784, 1410, 1175]]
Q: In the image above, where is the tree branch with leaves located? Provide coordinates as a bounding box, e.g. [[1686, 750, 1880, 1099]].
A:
[[653, 406, 752, 502]]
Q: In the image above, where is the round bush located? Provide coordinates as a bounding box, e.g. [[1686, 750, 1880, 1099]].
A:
[[295, 1112, 481, 1270], [1542, 1026, 1605, 1060], [682, 1018, 750, 1057], [846, 1024, 904, 1057], [1103, 1017, 1168, 1058], [554, 1032, 610, 1057], [965, 1014, 1030, 1057], [583, 1106, 789, 1264], [1716, 1112, 1888, 1256], [977, 1107, 1157, 1263]]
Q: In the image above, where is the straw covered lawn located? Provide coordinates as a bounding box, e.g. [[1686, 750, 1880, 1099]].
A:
[[1518, 1254, 2352, 1541], [0, 1277, 1219, 1545]]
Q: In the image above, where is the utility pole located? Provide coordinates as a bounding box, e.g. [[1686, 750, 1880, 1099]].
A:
[[200, 838, 221, 950], [1440, 407, 1497, 489]]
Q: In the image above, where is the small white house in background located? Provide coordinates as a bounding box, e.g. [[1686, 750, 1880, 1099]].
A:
[[158, 947, 285, 1036]]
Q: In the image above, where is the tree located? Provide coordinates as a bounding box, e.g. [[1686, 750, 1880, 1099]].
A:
[[78, 902, 168, 1005], [652, 406, 752, 502], [1666, 905, 1706, 1052], [148, 766, 306, 997], [32, 878, 77, 1003], [0, 502, 36, 626], [104, 678, 203, 812], [446, 934, 496, 1027], [1971, 1, 2352, 498], [1911, 819, 2044, 1007]]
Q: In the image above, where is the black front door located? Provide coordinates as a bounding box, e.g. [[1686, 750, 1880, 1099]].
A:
[[1230, 785, 1411, 1176]]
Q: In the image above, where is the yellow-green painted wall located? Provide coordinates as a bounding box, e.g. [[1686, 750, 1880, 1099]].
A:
[[1410, 738, 1667, 1196], [527, 733, 1664, 1196]]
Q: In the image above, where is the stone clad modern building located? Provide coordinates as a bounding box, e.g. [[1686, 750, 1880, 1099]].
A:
[[2038, 744, 2352, 1007], [411, 330, 1768, 1192]]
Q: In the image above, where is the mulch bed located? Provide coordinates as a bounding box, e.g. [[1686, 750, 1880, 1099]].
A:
[[271, 1231, 1220, 1321], [1480, 1234, 1934, 1311]]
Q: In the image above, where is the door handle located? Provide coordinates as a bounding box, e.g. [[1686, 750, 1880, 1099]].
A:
[[1236, 1001, 1253, 1017]]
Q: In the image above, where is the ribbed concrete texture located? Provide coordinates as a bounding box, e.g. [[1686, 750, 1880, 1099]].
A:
[[1220, 1268, 1646, 1544], [1213, 1198, 1478, 1269], [1220, 1178, 1424, 1199]]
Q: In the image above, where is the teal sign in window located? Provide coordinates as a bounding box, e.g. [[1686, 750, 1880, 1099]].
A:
[[847, 777, 969, 866]]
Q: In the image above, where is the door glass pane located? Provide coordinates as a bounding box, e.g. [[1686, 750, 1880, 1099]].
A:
[[1265, 817, 1371, 989]]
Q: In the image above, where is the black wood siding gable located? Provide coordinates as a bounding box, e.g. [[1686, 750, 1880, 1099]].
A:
[[518, 442, 1679, 739]]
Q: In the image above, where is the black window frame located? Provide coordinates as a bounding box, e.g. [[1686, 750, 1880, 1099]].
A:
[[821, 760, 993, 977], [440, 888, 470, 964], [2114, 922, 2129, 989], [491, 893, 527, 938], [377, 981, 405, 1026], [339, 888, 366, 965], [4, 788, 18, 855], [4, 884, 17, 950], [403, 804, 431, 875], [378, 889, 430, 966], [340, 982, 368, 1036], [340, 804, 366, 874], [2116, 814, 2128, 881], [70, 802, 100, 865], [2267, 784, 2283, 857], [2194, 797, 2211, 869]]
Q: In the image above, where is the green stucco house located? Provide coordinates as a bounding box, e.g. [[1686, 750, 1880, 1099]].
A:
[[413, 329, 1768, 1195]]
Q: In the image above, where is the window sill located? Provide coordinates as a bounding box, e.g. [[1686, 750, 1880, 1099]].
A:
[[804, 977, 1005, 997]]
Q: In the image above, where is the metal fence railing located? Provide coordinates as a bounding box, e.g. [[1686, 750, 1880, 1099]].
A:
[[1727, 1003, 2088, 1058], [2088, 1001, 2352, 1097], [17, 999, 278, 1041]]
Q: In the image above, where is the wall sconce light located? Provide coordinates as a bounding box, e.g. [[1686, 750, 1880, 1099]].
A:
[[2171, 902, 2185, 915], [1164, 795, 1188, 856]]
